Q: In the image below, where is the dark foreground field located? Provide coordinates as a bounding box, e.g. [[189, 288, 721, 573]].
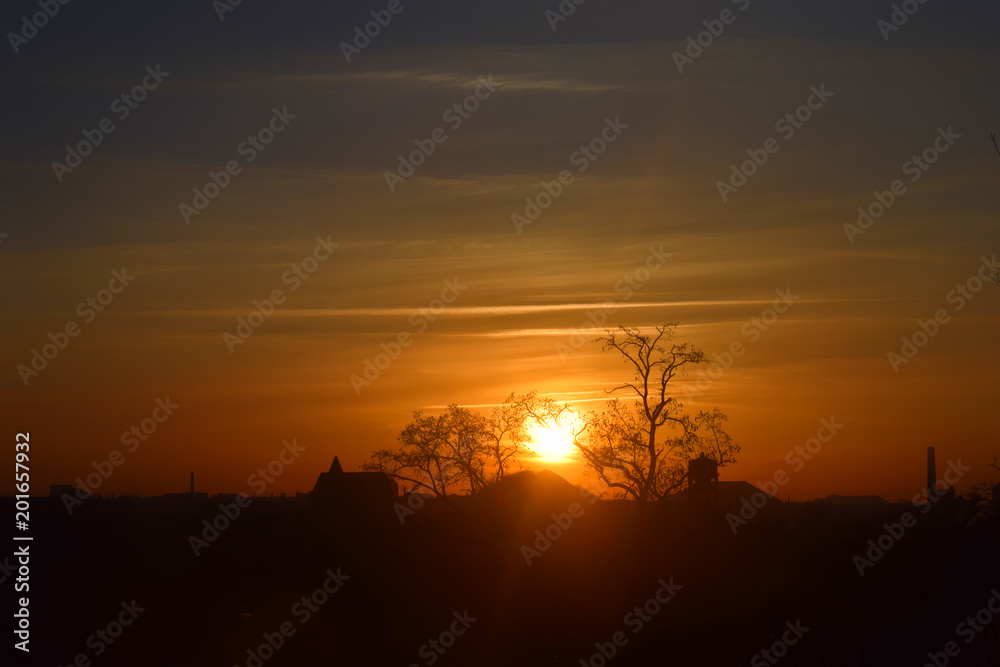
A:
[[11, 474, 1000, 667]]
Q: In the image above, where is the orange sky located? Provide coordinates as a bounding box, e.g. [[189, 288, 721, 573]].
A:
[[3, 11, 1000, 503]]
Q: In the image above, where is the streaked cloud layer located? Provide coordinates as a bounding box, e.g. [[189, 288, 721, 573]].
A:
[[2, 0, 998, 501]]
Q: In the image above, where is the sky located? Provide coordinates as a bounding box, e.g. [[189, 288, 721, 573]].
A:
[[2, 0, 999, 502]]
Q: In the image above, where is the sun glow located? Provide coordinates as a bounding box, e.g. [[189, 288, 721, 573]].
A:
[[527, 422, 578, 460]]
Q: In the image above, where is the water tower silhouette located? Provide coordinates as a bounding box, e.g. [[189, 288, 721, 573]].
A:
[[688, 454, 719, 509]]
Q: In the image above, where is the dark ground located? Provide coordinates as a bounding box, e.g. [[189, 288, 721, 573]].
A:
[[6, 475, 1000, 667]]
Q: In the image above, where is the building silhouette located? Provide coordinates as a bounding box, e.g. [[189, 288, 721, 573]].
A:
[[311, 456, 397, 508], [687, 454, 719, 509]]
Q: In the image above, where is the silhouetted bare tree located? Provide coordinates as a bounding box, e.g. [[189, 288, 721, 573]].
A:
[[533, 325, 740, 503], [364, 409, 467, 499], [364, 395, 536, 497], [366, 327, 739, 504], [482, 392, 536, 482]]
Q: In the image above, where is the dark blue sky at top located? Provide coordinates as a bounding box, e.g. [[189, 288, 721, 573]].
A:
[[1, 0, 995, 161], [2, 0, 996, 151], [2, 0, 996, 74], [0, 0, 997, 53], [1, 0, 997, 250]]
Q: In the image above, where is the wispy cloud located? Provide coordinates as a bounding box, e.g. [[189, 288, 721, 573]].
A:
[[122, 297, 880, 320]]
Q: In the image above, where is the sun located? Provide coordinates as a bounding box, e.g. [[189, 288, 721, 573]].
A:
[[527, 422, 577, 460]]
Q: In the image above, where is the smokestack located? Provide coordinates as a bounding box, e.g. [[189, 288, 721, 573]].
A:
[[927, 447, 936, 494], [190, 472, 194, 494]]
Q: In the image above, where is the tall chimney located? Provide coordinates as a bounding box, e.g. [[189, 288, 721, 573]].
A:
[[927, 447, 936, 494], [190, 472, 195, 494]]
